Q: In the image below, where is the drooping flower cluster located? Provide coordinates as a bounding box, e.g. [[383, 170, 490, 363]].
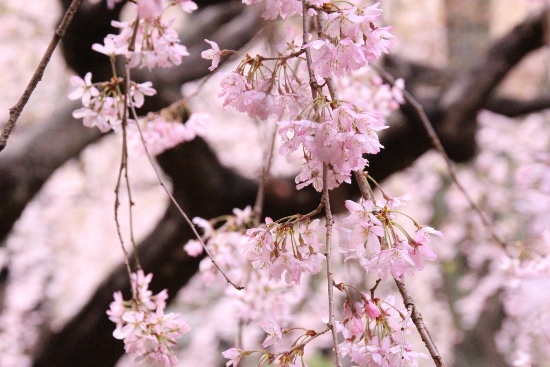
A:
[[336, 69, 404, 116], [70, 1, 203, 155], [103, 17, 190, 69], [245, 217, 326, 284], [107, 270, 190, 367], [336, 294, 429, 367], [69, 72, 201, 155], [70, 73, 156, 133], [307, 3, 394, 81], [340, 196, 440, 280], [196, 1, 442, 365], [184, 207, 307, 324], [202, 1, 399, 191], [278, 104, 387, 190]]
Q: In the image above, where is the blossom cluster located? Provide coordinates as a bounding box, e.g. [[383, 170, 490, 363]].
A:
[[184, 209, 315, 367], [70, 73, 156, 133], [278, 104, 387, 190], [308, 4, 394, 81], [336, 294, 428, 367], [245, 217, 326, 284], [222, 314, 318, 367], [196, 0, 443, 365], [102, 17, 190, 69], [70, 1, 203, 155], [184, 207, 306, 324], [107, 270, 190, 367], [203, 1, 400, 191], [184, 207, 253, 283], [340, 197, 440, 280], [69, 72, 201, 155]]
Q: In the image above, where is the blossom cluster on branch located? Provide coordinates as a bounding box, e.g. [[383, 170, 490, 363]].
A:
[[71, 0, 204, 156], [107, 271, 191, 366]]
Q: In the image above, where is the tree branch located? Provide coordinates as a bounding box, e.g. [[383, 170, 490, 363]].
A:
[[484, 95, 550, 117], [0, 0, 83, 153], [439, 11, 544, 160]]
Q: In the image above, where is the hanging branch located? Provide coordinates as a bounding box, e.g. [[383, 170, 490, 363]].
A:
[[394, 278, 447, 367], [373, 65, 510, 253], [0, 0, 82, 153], [353, 169, 447, 367]]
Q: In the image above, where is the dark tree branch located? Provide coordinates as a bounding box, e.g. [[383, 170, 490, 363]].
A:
[[484, 95, 550, 117], [0, 102, 103, 243], [439, 11, 544, 161]]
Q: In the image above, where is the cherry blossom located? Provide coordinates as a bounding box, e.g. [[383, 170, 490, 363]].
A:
[[137, 0, 164, 20], [336, 294, 428, 367], [245, 218, 326, 284], [201, 39, 222, 71], [259, 313, 284, 347], [222, 348, 245, 367], [107, 270, 190, 367], [175, 0, 199, 13], [68, 72, 99, 106]]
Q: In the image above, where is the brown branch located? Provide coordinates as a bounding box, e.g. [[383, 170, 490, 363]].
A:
[[0, 102, 103, 243], [484, 96, 550, 117], [439, 10, 544, 160], [394, 278, 447, 367], [0, 0, 82, 153]]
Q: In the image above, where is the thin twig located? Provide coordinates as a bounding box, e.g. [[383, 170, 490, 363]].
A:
[[301, 2, 342, 365], [252, 124, 278, 227], [127, 96, 243, 290], [372, 64, 510, 253], [114, 92, 137, 298], [302, 2, 319, 103], [322, 164, 343, 367], [123, 74, 141, 270], [394, 278, 447, 367], [355, 163, 446, 366], [369, 279, 381, 300], [0, 0, 82, 153]]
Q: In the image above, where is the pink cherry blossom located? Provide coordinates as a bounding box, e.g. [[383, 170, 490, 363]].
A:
[[68, 72, 99, 106], [361, 243, 415, 280], [222, 348, 245, 367], [130, 81, 157, 108], [107, 271, 190, 367], [259, 313, 283, 347], [174, 0, 198, 13], [201, 39, 222, 71]]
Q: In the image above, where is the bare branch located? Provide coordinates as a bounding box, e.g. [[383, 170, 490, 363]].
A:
[[0, 0, 82, 153], [394, 278, 447, 367]]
